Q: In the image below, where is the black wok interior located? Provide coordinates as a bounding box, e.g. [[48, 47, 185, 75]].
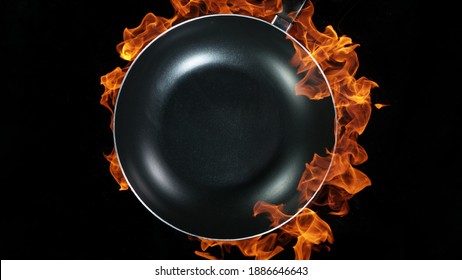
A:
[[114, 15, 335, 239]]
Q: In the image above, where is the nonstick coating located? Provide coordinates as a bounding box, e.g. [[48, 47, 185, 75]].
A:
[[114, 15, 336, 240]]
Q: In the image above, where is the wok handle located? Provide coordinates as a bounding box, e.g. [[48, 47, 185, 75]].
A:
[[272, 0, 308, 32]]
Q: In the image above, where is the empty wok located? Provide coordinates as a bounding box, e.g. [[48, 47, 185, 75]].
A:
[[113, 0, 336, 240]]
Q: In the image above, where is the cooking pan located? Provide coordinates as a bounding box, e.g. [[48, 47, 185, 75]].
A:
[[113, 0, 336, 240]]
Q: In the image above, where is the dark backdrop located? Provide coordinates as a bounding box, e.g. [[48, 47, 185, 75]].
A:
[[2, 0, 461, 259]]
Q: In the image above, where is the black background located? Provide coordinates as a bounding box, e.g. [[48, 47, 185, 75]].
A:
[[2, 0, 461, 260]]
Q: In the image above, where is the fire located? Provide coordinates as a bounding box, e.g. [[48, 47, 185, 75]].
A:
[[374, 103, 390, 109], [100, 0, 378, 259], [115, 0, 282, 62]]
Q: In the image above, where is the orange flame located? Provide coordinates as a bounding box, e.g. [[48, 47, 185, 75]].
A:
[[100, 0, 378, 260], [374, 103, 390, 109]]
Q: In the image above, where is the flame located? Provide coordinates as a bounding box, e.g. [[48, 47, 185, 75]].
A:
[[374, 103, 390, 109], [115, 0, 282, 62], [100, 0, 378, 259], [100, 67, 129, 191]]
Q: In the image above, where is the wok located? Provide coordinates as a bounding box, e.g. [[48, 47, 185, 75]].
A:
[[113, 0, 336, 240]]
